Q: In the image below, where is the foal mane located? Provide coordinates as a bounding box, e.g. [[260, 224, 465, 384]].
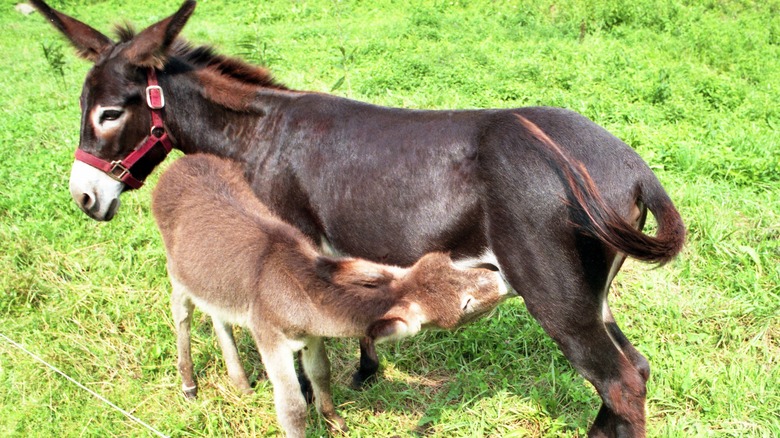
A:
[[116, 25, 288, 111]]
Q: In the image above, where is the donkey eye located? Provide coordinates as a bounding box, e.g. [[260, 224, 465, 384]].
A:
[[100, 109, 124, 123]]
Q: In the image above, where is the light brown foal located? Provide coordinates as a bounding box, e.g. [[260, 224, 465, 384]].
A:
[[151, 154, 510, 437]]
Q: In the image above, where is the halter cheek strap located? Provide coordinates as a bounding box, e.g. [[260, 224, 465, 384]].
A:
[[74, 68, 174, 190]]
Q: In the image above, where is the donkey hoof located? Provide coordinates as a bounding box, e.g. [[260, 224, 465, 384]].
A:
[[350, 369, 378, 390]]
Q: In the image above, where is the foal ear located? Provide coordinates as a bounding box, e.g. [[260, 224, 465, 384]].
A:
[[31, 0, 113, 62], [367, 312, 422, 343], [367, 318, 408, 342], [123, 0, 197, 68], [315, 257, 394, 288]]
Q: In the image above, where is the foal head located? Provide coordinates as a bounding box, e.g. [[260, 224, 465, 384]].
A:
[[400, 252, 510, 329], [321, 252, 511, 342], [31, 0, 196, 220]]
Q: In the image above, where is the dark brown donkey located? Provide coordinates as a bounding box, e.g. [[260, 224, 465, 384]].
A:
[[32, 1, 685, 436], [153, 153, 509, 437]]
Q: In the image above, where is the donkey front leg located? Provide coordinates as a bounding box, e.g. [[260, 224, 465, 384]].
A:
[[170, 280, 197, 399], [211, 316, 252, 394], [301, 337, 347, 433], [252, 330, 308, 438], [351, 336, 380, 389]]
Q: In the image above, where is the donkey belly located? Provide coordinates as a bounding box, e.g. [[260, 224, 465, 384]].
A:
[[263, 106, 492, 266], [316, 184, 486, 266], [190, 290, 251, 328]]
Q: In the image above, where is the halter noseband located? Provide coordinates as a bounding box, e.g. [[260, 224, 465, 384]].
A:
[[74, 68, 173, 189]]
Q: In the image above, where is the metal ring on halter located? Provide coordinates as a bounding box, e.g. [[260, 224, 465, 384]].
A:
[[109, 160, 131, 181], [146, 85, 165, 109]]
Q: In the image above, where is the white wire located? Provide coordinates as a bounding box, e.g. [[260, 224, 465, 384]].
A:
[[0, 332, 169, 438]]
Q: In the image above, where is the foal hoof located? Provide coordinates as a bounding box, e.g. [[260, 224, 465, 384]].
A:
[[182, 386, 198, 400], [326, 415, 348, 435]]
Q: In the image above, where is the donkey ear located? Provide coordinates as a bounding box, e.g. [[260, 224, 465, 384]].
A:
[[31, 0, 113, 62], [123, 0, 197, 68], [315, 257, 395, 288]]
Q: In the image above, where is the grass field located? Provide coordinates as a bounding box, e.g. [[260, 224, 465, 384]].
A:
[[1, 0, 778, 436]]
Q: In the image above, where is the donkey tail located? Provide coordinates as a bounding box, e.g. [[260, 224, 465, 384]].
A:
[[516, 115, 686, 265]]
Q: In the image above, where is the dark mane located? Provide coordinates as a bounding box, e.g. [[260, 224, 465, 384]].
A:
[[171, 40, 287, 90], [114, 24, 136, 43], [112, 24, 286, 90]]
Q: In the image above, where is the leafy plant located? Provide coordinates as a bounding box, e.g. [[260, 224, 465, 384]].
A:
[[331, 45, 355, 91], [236, 36, 280, 67], [40, 41, 66, 82]]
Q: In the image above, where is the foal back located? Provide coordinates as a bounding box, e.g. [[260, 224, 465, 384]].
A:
[[152, 153, 319, 310]]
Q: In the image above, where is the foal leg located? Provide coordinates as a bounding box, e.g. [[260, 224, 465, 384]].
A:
[[211, 316, 252, 394], [351, 336, 380, 389], [170, 280, 197, 399], [251, 329, 308, 438], [301, 337, 347, 433]]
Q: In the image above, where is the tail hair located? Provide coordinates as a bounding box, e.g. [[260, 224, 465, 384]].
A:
[[516, 115, 685, 265]]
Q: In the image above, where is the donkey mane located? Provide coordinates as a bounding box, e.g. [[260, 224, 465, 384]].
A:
[[114, 24, 287, 91], [175, 42, 288, 90], [114, 24, 136, 43]]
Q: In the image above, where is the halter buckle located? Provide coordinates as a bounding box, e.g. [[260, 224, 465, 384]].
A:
[[109, 160, 131, 181], [146, 85, 165, 109]]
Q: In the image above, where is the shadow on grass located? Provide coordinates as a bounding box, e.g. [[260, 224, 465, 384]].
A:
[[183, 299, 599, 436], [330, 300, 598, 437]]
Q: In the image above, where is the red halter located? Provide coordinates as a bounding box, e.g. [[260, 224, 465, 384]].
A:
[[74, 68, 173, 189]]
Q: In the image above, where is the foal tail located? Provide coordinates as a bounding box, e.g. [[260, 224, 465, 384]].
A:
[[516, 115, 686, 265]]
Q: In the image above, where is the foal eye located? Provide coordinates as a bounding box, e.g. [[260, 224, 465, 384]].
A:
[[462, 297, 473, 311], [100, 109, 124, 123]]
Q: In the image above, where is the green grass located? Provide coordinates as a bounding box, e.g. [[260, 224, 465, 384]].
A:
[[1, 0, 778, 436]]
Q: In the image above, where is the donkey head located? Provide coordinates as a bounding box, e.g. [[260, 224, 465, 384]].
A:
[[31, 0, 196, 221]]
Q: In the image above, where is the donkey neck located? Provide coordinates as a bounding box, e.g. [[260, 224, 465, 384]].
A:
[[160, 71, 297, 161]]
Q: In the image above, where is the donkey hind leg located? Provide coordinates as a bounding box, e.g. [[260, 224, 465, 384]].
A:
[[351, 336, 380, 389], [170, 280, 197, 399], [506, 247, 648, 438], [602, 204, 651, 384], [603, 301, 650, 384], [251, 329, 308, 438], [602, 251, 651, 384], [301, 338, 348, 433], [535, 295, 647, 438], [587, 252, 652, 438], [211, 316, 252, 394]]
